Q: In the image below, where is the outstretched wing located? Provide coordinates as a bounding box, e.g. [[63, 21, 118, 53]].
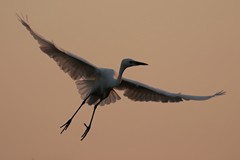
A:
[[115, 78, 225, 103], [17, 14, 97, 80]]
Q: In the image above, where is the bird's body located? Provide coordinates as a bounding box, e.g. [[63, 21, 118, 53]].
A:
[[96, 68, 117, 90], [17, 14, 225, 140], [80, 68, 118, 105]]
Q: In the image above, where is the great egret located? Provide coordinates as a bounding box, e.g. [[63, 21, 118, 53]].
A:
[[17, 15, 225, 140]]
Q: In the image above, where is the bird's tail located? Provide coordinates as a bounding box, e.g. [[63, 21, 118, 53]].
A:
[[75, 80, 95, 100], [76, 80, 121, 106]]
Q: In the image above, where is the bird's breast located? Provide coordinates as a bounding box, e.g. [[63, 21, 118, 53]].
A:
[[97, 68, 118, 88]]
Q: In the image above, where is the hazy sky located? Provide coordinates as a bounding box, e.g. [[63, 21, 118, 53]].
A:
[[1, 0, 240, 160]]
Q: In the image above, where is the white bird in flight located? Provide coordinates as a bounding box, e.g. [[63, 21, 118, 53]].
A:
[[17, 15, 225, 140]]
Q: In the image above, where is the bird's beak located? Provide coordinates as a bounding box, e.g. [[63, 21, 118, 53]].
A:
[[134, 61, 148, 66]]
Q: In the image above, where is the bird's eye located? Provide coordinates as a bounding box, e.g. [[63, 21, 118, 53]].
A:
[[129, 61, 134, 64]]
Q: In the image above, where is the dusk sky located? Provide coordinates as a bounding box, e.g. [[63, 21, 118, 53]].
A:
[[1, 0, 239, 159]]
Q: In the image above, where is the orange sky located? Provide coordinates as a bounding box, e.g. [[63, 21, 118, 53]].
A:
[[1, 0, 240, 160]]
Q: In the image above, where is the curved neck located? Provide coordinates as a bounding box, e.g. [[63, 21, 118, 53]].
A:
[[117, 64, 126, 84]]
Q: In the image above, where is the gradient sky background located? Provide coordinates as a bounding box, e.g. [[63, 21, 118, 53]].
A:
[[1, 0, 239, 160]]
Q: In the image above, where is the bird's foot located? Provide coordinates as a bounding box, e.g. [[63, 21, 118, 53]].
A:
[[81, 123, 91, 141], [60, 118, 73, 134]]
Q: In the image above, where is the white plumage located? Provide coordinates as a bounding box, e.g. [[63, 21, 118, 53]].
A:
[[17, 14, 225, 140]]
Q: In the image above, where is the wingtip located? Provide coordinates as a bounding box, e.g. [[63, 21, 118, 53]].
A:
[[215, 90, 226, 96], [16, 13, 21, 21], [16, 13, 29, 24]]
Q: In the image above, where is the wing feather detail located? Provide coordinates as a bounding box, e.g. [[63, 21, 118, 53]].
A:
[[116, 78, 225, 103], [17, 14, 97, 80]]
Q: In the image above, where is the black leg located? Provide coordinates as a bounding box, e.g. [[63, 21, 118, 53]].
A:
[[81, 99, 103, 141], [60, 95, 90, 134]]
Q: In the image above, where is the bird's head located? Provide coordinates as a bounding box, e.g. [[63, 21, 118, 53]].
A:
[[121, 58, 148, 69], [117, 58, 148, 81]]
